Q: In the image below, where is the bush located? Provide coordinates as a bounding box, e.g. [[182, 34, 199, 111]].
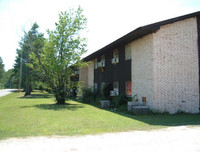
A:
[[111, 94, 131, 108], [102, 83, 112, 99], [81, 87, 96, 104]]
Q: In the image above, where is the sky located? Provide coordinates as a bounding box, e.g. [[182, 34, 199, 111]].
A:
[[0, 0, 199, 71]]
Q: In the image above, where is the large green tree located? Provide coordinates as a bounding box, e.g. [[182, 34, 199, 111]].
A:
[[14, 23, 45, 95], [30, 7, 87, 104]]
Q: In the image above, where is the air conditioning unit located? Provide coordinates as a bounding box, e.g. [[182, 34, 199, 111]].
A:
[[115, 57, 119, 63], [98, 62, 102, 67], [102, 61, 105, 67], [110, 90, 116, 96], [113, 89, 119, 96], [100, 100, 110, 108], [115, 90, 119, 95], [74, 70, 79, 74], [111, 58, 115, 64]]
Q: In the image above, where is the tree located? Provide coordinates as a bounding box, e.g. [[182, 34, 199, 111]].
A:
[[13, 49, 26, 91], [23, 23, 45, 96], [0, 57, 4, 79], [3, 69, 18, 89], [13, 23, 45, 95], [30, 6, 87, 104], [0, 57, 5, 88]]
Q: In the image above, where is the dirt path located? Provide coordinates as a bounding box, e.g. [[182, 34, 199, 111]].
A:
[[0, 126, 200, 152]]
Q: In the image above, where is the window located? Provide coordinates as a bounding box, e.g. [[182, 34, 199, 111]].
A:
[[111, 49, 119, 64], [97, 55, 105, 68], [94, 58, 98, 69], [94, 83, 98, 93], [125, 81, 132, 96], [113, 81, 119, 95], [125, 43, 131, 60], [110, 81, 119, 96], [101, 55, 105, 67]]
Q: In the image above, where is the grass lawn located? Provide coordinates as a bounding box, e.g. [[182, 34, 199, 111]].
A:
[[0, 91, 200, 140]]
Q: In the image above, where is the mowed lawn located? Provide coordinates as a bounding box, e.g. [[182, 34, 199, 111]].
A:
[[0, 91, 200, 140]]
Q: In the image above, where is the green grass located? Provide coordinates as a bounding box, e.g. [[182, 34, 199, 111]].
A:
[[0, 91, 200, 140]]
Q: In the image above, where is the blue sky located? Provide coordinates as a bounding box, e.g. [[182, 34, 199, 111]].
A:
[[0, 0, 199, 71]]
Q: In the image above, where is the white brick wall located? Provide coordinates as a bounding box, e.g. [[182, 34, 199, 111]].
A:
[[79, 66, 88, 87], [153, 17, 199, 113], [131, 34, 154, 108], [88, 61, 94, 89], [131, 17, 199, 113], [79, 61, 94, 89]]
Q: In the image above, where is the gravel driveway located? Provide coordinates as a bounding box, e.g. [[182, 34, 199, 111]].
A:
[[0, 89, 17, 97], [0, 126, 200, 152]]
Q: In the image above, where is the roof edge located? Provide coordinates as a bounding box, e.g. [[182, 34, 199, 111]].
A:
[[84, 11, 200, 61]]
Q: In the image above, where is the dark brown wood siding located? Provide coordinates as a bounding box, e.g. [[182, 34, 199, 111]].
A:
[[94, 46, 131, 95]]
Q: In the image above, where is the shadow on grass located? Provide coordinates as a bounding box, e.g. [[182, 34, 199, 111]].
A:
[[21, 103, 84, 111], [35, 103, 84, 111], [73, 98, 200, 127], [115, 110, 200, 127], [18, 93, 84, 111], [18, 93, 53, 99]]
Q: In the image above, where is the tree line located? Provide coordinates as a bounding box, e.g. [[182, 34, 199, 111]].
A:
[[0, 57, 17, 89], [0, 6, 87, 104]]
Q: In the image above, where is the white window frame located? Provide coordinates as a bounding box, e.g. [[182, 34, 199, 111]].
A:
[[111, 49, 119, 64]]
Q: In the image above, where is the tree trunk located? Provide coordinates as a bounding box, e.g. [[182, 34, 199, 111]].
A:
[[54, 85, 66, 104], [24, 66, 32, 96], [25, 85, 32, 96]]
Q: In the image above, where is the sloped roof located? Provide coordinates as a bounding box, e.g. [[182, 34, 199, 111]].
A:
[[84, 11, 200, 61]]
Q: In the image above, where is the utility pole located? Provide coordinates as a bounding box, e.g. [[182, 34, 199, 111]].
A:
[[18, 51, 22, 92]]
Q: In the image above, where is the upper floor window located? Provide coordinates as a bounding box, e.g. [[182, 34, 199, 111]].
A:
[[97, 55, 105, 68], [94, 58, 98, 69], [125, 43, 131, 60], [101, 55, 105, 67], [111, 49, 119, 64]]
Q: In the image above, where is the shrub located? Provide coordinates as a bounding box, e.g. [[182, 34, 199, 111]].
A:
[[102, 83, 112, 100], [111, 94, 131, 108], [81, 87, 95, 104]]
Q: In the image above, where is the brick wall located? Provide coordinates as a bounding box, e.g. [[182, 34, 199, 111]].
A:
[[131, 34, 154, 108], [79, 66, 88, 87], [153, 17, 199, 113], [88, 61, 94, 89], [79, 61, 94, 89], [131, 17, 199, 113]]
